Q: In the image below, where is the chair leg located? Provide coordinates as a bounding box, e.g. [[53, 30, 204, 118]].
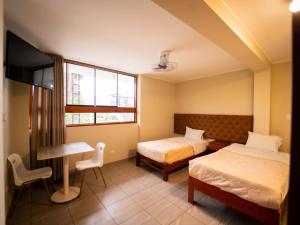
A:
[[50, 178, 56, 192], [98, 167, 107, 188], [80, 170, 86, 194], [43, 179, 51, 197], [92, 168, 98, 179], [17, 184, 25, 200], [8, 185, 24, 218]]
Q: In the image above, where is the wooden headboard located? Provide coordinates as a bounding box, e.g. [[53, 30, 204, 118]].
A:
[[174, 114, 253, 144]]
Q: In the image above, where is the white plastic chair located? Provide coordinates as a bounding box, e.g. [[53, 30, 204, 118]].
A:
[[8, 153, 53, 198], [74, 143, 107, 190]]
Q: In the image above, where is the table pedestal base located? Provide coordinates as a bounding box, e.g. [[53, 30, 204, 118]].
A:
[[51, 186, 80, 203]]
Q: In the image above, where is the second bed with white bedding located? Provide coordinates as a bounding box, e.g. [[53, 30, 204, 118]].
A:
[[189, 144, 290, 210], [137, 137, 208, 164]]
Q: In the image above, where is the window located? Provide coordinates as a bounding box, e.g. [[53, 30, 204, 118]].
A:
[[65, 60, 137, 126]]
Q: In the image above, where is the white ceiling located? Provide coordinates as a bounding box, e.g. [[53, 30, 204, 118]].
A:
[[224, 0, 292, 63], [4, 0, 291, 82]]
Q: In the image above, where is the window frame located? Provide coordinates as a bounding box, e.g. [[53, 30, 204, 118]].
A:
[[64, 59, 137, 127]]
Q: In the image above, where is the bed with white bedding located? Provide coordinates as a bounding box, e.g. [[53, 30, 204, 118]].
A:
[[138, 137, 208, 164], [136, 133, 208, 181], [188, 143, 290, 225]]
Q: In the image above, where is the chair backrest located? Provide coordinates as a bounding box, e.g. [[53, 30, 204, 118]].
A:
[[7, 153, 27, 186], [91, 143, 106, 167]]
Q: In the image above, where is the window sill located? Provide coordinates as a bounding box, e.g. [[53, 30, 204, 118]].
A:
[[66, 121, 137, 127]]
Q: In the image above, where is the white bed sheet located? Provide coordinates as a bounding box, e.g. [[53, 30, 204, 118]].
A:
[[137, 137, 208, 163], [189, 143, 290, 210]]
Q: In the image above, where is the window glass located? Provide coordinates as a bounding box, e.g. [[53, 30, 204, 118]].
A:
[[96, 113, 134, 124], [65, 62, 136, 126], [96, 70, 117, 106], [118, 74, 135, 107], [66, 64, 94, 105], [65, 113, 94, 125]]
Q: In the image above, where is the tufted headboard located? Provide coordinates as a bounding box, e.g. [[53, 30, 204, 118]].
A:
[[174, 114, 253, 144]]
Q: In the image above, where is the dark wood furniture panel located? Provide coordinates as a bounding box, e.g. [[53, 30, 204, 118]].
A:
[[188, 176, 284, 225], [207, 140, 231, 153], [174, 114, 253, 144], [136, 151, 207, 181]]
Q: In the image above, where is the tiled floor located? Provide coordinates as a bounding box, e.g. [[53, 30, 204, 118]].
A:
[[7, 158, 285, 225]]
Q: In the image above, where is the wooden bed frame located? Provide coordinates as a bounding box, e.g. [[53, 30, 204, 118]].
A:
[[188, 176, 285, 225], [136, 151, 207, 181], [136, 114, 253, 181]]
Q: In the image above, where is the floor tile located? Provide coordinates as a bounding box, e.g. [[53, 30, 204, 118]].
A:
[[31, 204, 73, 225], [7, 200, 31, 223], [120, 211, 159, 225], [106, 197, 143, 224], [112, 160, 136, 172], [134, 173, 162, 187], [73, 208, 116, 225], [170, 212, 204, 225], [131, 189, 163, 209], [149, 180, 180, 197], [128, 167, 149, 177], [91, 185, 127, 207], [31, 203, 64, 222], [165, 188, 193, 211], [7, 158, 273, 225], [146, 198, 184, 225], [119, 179, 146, 196], [68, 195, 103, 221], [220, 208, 262, 225], [110, 173, 133, 185], [187, 196, 227, 225]]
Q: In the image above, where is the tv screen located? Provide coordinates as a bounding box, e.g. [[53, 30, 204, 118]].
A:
[[5, 30, 54, 90]]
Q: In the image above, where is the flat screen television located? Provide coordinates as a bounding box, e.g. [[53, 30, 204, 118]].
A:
[[5, 30, 54, 90]]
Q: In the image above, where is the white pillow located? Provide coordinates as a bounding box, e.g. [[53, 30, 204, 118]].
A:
[[246, 132, 282, 152], [184, 127, 205, 141]]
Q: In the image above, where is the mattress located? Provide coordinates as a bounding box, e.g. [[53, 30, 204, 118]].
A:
[[137, 137, 208, 164], [189, 143, 290, 210]]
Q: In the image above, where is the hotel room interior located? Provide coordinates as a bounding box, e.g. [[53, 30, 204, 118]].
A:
[[0, 0, 300, 225]]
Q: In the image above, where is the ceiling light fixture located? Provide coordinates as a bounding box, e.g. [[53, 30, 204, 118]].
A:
[[153, 51, 177, 72], [289, 0, 300, 13]]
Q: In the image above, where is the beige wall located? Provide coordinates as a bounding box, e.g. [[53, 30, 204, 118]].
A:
[[65, 75, 176, 169], [139, 76, 175, 141], [8, 82, 30, 163], [3, 75, 176, 170], [3, 80, 30, 215], [3, 81, 30, 163], [175, 70, 254, 115], [66, 123, 139, 169], [270, 62, 292, 152], [253, 69, 271, 134], [174, 63, 292, 152]]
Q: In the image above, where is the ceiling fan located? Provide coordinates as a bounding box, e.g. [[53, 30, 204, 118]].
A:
[[153, 50, 177, 72]]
